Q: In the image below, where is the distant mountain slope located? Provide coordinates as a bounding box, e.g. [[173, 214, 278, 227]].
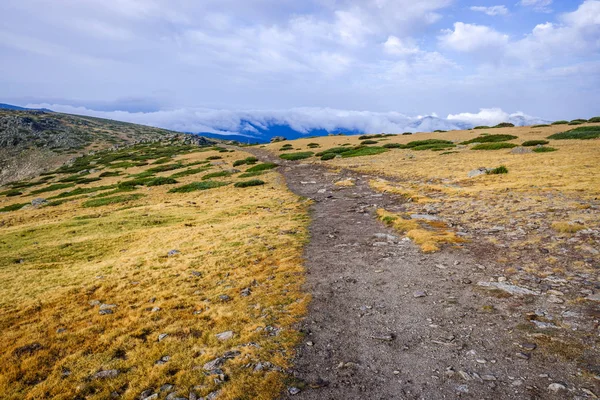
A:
[[0, 103, 53, 112], [0, 109, 214, 185]]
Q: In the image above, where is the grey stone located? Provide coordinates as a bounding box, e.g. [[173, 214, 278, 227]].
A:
[[370, 333, 395, 341], [160, 384, 175, 392], [94, 369, 119, 379], [219, 294, 231, 302], [158, 333, 168, 342], [99, 309, 114, 315], [413, 290, 427, 298], [468, 168, 489, 178], [511, 146, 533, 154], [31, 198, 47, 206], [288, 387, 301, 395], [548, 383, 567, 392], [99, 303, 116, 310], [586, 294, 600, 302], [215, 331, 234, 341], [240, 287, 251, 297], [191, 271, 202, 277], [167, 249, 180, 257], [410, 214, 440, 221], [477, 281, 540, 296]]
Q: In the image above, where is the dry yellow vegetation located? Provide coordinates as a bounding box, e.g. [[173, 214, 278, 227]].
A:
[[0, 146, 310, 400]]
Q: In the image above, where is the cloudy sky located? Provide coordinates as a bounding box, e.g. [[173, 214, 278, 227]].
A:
[[1, 0, 599, 135]]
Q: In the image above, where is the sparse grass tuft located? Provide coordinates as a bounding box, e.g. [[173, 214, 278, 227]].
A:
[[321, 153, 336, 160], [234, 179, 265, 188], [492, 122, 515, 128], [588, 116, 600, 123], [280, 152, 314, 161], [471, 142, 518, 150], [169, 166, 211, 178], [233, 157, 259, 167], [1, 189, 23, 197], [551, 221, 586, 233], [99, 171, 121, 177], [474, 125, 490, 129], [487, 166, 508, 175], [383, 143, 406, 149]]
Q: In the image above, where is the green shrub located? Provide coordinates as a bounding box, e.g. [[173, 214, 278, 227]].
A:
[[360, 140, 379, 145], [0, 203, 28, 212], [522, 140, 549, 146], [568, 121, 584, 125], [492, 122, 515, 128], [383, 143, 406, 149], [168, 181, 229, 193], [75, 178, 102, 185], [402, 132, 412, 135], [531, 124, 550, 128], [238, 171, 264, 178], [152, 157, 172, 164], [412, 143, 456, 151], [316, 147, 352, 156], [206, 156, 222, 160], [99, 171, 121, 177], [30, 183, 76, 195], [551, 120, 568, 125], [570, 119, 588, 124], [474, 126, 490, 129], [83, 194, 145, 208], [280, 152, 314, 161], [118, 179, 151, 189], [548, 126, 600, 140], [169, 166, 211, 178], [487, 166, 508, 174], [406, 139, 454, 148], [341, 146, 388, 158], [147, 163, 184, 173], [533, 146, 557, 153], [307, 143, 321, 148], [202, 171, 232, 180], [51, 185, 117, 199], [234, 179, 265, 188], [440, 151, 459, 155], [320, 153, 336, 160], [461, 134, 518, 144], [471, 143, 518, 150], [1, 189, 23, 197], [246, 163, 278, 172], [233, 157, 259, 167], [146, 177, 178, 186], [433, 130, 446, 133], [588, 116, 600, 123]]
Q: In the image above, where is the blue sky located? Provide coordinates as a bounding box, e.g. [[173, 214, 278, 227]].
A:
[[0, 0, 598, 135]]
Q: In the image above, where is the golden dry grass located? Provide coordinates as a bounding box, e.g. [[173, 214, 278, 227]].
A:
[[0, 147, 310, 400]]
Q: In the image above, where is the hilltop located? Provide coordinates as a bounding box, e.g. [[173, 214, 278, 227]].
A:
[[0, 109, 213, 185]]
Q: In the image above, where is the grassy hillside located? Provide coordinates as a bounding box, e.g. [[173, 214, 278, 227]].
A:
[[0, 110, 212, 185], [0, 143, 309, 399]]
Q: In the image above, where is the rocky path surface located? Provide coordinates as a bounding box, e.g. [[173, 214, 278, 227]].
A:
[[241, 147, 598, 400]]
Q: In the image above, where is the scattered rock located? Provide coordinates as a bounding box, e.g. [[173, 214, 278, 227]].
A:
[[515, 352, 531, 360], [93, 369, 119, 380], [477, 281, 540, 296], [216, 331, 234, 341], [13, 342, 42, 357], [155, 356, 170, 365], [99, 303, 116, 310], [31, 198, 47, 206], [548, 383, 567, 393], [370, 333, 395, 341], [167, 249, 180, 257], [511, 147, 533, 154], [158, 333, 168, 342], [99, 309, 114, 315], [219, 294, 231, 302], [410, 214, 439, 221], [191, 271, 202, 277], [413, 290, 427, 298], [160, 384, 175, 392], [240, 288, 251, 297], [288, 387, 301, 395], [468, 168, 489, 178], [586, 294, 600, 302]]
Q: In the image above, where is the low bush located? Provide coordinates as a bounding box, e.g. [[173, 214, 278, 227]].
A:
[[51, 185, 117, 199], [474, 126, 490, 129], [341, 146, 388, 157], [360, 140, 379, 145], [320, 153, 336, 160], [168, 181, 229, 193], [492, 122, 515, 128], [412, 143, 456, 151], [145, 177, 178, 186], [31, 183, 76, 195], [206, 156, 222, 160], [238, 171, 264, 178], [533, 146, 557, 153], [401, 132, 412, 135], [548, 126, 600, 140], [1, 189, 23, 197], [83, 194, 145, 208], [233, 157, 259, 167], [471, 143, 518, 150], [522, 140, 549, 146], [280, 152, 314, 161], [147, 163, 184, 173], [487, 166, 508, 175], [551, 120, 568, 125], [406, 139, 454, 148], [246, 162, 278, 172], [152, 157, 172, 164], [307, 143, 321, 148], [0, 203, 28, 212], [316, 147, 352, 156], [383, 143, 406, 149], [570, 119, 588, 124], [234, 179, 265, 188], [202, 171, 232, 180], [588, 116, 600, 123], [568, 121, 584, 125], [99, 171, 121, 177], [531, 124, 550, 128], [170, 166, 211, 178], [461, 134, 518, 145]]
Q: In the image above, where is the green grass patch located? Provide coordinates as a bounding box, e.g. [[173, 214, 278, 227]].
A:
[[492, 122, 515, 128], [406, 139, 454, 148], [320, 153, 336, 160], [533, 146, 557, 153], [206, 156, 222, 160], [169, 166, 211, 178], [360, 140, 379, 145], [531, 124, 550, 128], [99, 171, 121, 177], [233, 157, 259, 167], [168, 181, 229, 193], [50, 185, 117, 199], [202, 171, 232, 180], [83, 194, 145, 208], [146, 163, 184, 173], [234, 180, 265, 188], [461, 134, 518, 145], [383, 143, 406, 149], [548, 126, 600, 140], [0, 203, 28, 212], [440, 151, 459, 155], [238, 171, 264, 178], [341, 146, 388, 158], [307, 143, 321, 148], [474, 126, 490, 130], [145, 177, 178, 186], [316, 147, 352, 156], [588, 116, 600, 123], [246, 163, 278, 172], [280, 152, 314, 161], [1, 189, 23, 197], [30, 183, 76, 195], [487, 166, 508, 175], [522, 140, 550, 146], [412, 143, 456, 151], [471, 143, 518, 150], [551, 120, 568, 125], [152, 157, 173, 164]]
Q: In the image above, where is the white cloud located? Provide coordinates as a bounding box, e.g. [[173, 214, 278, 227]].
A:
[[470, 6, 509, 16], [439, 22, 509, 52], [27, 104, 547, 138], [383, 36, 421, 55], [519, 0, 553, 13]]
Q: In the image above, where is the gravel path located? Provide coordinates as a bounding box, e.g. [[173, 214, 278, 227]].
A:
[[241, 147, 596, 400]]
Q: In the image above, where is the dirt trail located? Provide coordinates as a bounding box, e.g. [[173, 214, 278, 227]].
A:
[[241, 147, 594, 400]]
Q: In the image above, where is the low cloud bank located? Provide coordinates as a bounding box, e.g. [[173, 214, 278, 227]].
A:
[[27, 104, 549, 138]]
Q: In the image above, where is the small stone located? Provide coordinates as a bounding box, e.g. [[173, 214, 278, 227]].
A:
[[167, 250, 180, 257], [151, 307, 161, 312], [370, 333, 395, 341], [158, 333, 168, 342], [94, 369, 119, 379], [516, 352, 531, 360], [413, 290, 427, 298], [89, 300, 101, 306], [456, 384, 469, 393], [548, 383, 566, 392], [476, 359, 487, 364], [548, 295, 564, 304], [99, 304, 116, 310], [585, 294, 600, 302], [219, 294, 231, 302], [288, 387, 301, 395], [155, 356, 170, 365], [160, 384, 175, 392], [482, 375, 497, 381], [99, 309, 114, 315], [31, 198, 48, 206], [141, 394, 158, 400], [462, 278, 472, 284], [520, 343, 537, 351], [512, 379, 524, 386], [216, 331, 234, 341], [240, 288, 251, 297], [393, 370, 400, 375], [56, 328, 66, 333], [459, 371, 472, 381], [191, 271, 202, 277], [306, 341, 314, 346]]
